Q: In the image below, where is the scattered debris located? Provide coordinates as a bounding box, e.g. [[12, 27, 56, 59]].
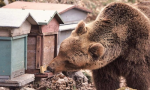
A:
[[0, 71, 134, 90], [36, 71, 96, 90], [117, 87, 137, 90]]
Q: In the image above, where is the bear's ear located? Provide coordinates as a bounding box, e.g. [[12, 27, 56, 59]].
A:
[[75, 20, 87, 35], [88, 43, 105, 60]]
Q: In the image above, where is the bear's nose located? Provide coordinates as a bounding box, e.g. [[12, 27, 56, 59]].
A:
[[47, 66, 55, 74]]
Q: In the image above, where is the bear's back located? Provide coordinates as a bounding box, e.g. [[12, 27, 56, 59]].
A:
[[134, 1, 150, 19]]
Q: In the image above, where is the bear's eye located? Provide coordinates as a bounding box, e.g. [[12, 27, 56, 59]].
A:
[[102, 19, 111, 24], [64, 60, 78, 68], [99, 18, 112, 26]]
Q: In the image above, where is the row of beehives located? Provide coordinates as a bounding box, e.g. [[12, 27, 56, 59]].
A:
[[0, 8, 64, 80]]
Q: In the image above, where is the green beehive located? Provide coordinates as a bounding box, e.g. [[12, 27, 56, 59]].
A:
[[0, 35, 27, 80], [0, 8, 37, 81]]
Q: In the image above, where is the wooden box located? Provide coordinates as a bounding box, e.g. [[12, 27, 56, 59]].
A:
[[26, 13, 64, 76], [0, 9, 37, 81], [0, 35, 27, 80]]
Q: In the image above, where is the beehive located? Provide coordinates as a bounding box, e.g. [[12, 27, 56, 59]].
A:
[[24, 10, 63, 77], [2, 1, 92, 54], [0, 9, 37, 80]]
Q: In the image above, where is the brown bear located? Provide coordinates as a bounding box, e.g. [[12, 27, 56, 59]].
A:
[[47, 2, 150, 90]]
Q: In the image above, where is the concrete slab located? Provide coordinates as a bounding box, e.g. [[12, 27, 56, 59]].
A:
[[0, 74, 34, 87]]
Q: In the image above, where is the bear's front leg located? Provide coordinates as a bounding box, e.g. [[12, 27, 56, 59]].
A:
[[126, 65, 150, 90], [92, 66, 120, 90]]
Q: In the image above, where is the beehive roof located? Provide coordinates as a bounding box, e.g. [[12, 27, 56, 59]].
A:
[[0, 8, 37, 27], [0, 8, 63, 27], [27, 9, 64, 24], [3, 1, 92, 14]]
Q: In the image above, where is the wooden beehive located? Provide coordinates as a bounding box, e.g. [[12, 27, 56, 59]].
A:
[[25, 10, 63, 76], [2, 1, 91, 52], [0, 9, 37, 81], [0, 35, 27, 80]]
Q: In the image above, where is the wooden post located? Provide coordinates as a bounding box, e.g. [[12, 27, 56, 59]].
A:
[[36, 36, 41, 69], [54, 34, 57, 57]]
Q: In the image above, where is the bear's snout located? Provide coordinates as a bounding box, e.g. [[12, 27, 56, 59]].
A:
[[47, 66, 55, 74]]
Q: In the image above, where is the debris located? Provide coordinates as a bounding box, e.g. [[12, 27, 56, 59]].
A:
[[117, 87, 137, 90]]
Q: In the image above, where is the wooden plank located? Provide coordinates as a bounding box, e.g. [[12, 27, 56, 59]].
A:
[[24, 36, 27, 70], [12, 35, 27, 39], [25, 69, 40, 74], [0, 83, 18, 86], [0, 29, 10, 37], [41, 36, 44, 66], [27, 36, 36, 69], [42, 35, 55, 66], [54, 34, 57, 57], [0, 76, 9, 79], [28, 32, 58, 36], [36, 36, 41, 69], [11, 38, 25, 74], [35, 72, 53, 78], [0, 74, 34, 87], [43, 32, 58, 36], [0, 40, 11, 76]]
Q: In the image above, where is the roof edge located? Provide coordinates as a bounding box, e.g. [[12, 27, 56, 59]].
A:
[[27, 13, 38, 25], [59, 5, 92, 14], [54, 11, 64, 24], [46, 11, 64, 24], [74, 5, 92, 13]]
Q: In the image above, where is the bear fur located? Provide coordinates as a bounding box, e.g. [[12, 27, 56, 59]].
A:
[[48, 2, 150, 90]]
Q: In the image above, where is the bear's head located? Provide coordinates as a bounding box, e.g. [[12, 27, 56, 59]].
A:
[[47, 2, 150, 74]]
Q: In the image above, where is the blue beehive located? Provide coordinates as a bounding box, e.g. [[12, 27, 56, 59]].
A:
[[0, 9, 37, 81]]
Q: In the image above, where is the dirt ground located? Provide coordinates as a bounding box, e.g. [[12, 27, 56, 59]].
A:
[[0, 72, 134, 90]]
